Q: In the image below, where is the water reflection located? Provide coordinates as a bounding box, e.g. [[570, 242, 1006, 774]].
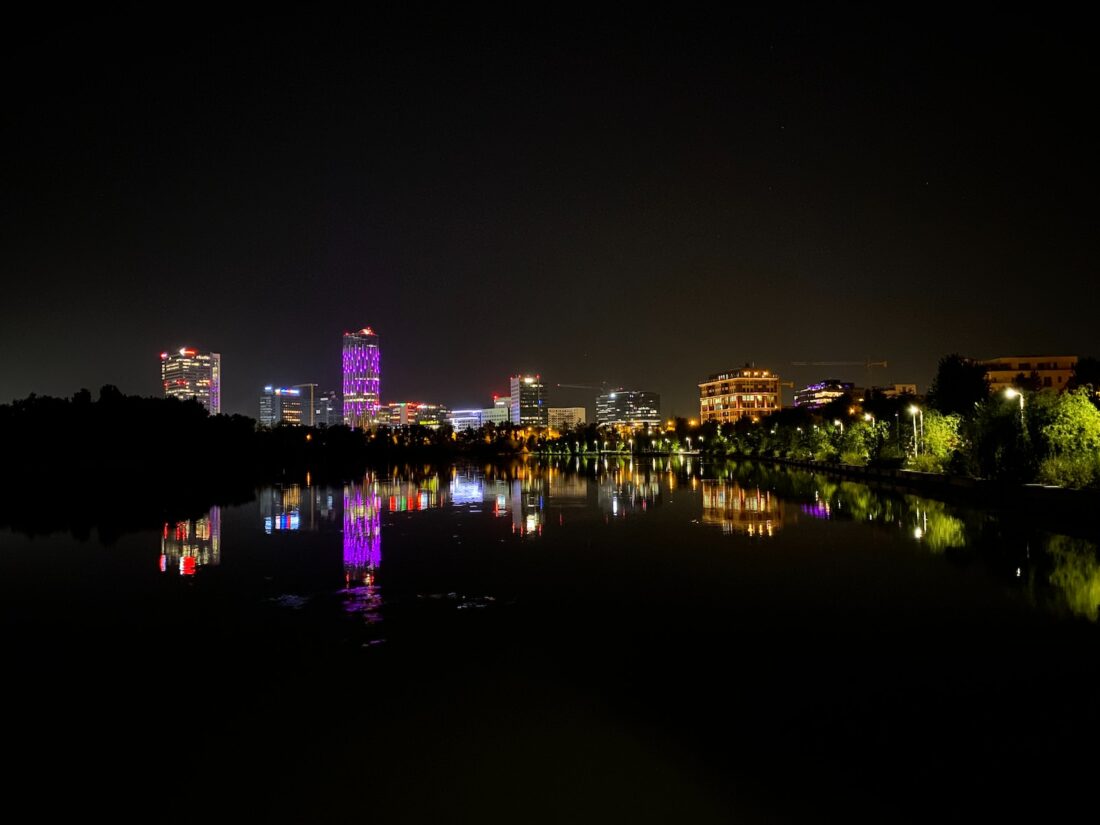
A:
[[344, 478, 382, 586], [701, 481, 781, 537], [1045, 535, 1100, 621], [160, 508, 220, 575], [143, 459, 1100, 624]]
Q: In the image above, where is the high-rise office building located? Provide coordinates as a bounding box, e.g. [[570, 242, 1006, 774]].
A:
[[595, 390, 661, 428], [259, 386, 303, 426], [343, 328, 381, 429], [294, 383, 318, 426], [509, 374, 547, 426], [160, 348, 221, 414], [314, 390, 340, 427]]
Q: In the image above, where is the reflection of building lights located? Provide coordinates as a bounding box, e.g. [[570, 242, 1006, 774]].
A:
[[344, 479, 381, 585], [160, 508, 221, 574], [701, 481, 781, 537]]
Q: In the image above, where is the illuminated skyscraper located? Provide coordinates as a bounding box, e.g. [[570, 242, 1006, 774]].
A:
[[259, 386, 303, 426], [160, 348, 221, 414], [595, 390, 660, 427], [342, 327, 381, 428], [509, 374, 547, 426]]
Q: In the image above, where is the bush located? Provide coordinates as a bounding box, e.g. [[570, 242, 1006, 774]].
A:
[[908, 453, 948, 473], [840, 450, 868, 466], [1037, 454, 1100, 488]]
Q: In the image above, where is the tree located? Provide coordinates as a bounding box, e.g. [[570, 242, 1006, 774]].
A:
[[928, 353, 989, 416], [1069, 356, 1100, 408]]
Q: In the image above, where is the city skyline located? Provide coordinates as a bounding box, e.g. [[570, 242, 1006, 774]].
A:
[[3, 9, 1097, 418]]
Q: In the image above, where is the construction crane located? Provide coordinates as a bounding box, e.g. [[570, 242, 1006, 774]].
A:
[[556, 382, 613, 392], [790, 360, 888, 390]]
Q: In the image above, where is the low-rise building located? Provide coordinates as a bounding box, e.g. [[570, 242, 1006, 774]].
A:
[[981, 355, 1077, 392], [699, 366, 781, 424], [482, 396, 511, 426], [793, 380, 853, 409], [548, 407, 587, 429], [874, 383, 918, 399], [449, 409, 483, 431], [385, 401, 450, 428]]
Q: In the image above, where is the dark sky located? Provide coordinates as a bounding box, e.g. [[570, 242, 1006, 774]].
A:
[[3, 5, 1096, 417]]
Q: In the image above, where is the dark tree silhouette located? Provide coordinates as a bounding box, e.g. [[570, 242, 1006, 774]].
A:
[[928, 354, 989, 416]]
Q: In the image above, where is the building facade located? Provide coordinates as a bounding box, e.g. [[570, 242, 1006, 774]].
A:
[[483, 397, 510, 426], [509, 374, 547, 426], [699, 367, 781, 424], [595, 390, 661, 428], [313, 390, 340, 427], [548, 406, 587, 429], [981, 355, 1077, 392], [342, 328, 381, 429], [385, 401, 449, 429], [874, 383, 918, 399], [449, 409, 484, 430], [293, 383, 317, 426], [259, 386, 303, 426], [160, 348, 221, 414], [793, 380, 854, 409]]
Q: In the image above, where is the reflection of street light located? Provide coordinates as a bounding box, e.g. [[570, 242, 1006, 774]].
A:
[[1004, 387, 1025, 427], [909, 405, 923, 456]]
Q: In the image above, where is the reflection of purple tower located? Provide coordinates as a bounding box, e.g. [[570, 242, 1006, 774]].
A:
[[343, 480, 382, 585], [342, 327, 381, 429]]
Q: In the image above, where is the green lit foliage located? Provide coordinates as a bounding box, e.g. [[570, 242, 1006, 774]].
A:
[[906, 411, 961, 473], [838, 420, 874, 466], [1026, 388, 1100, 488], [917, 500, 967, 552], [1046, 535, 1100, 621]]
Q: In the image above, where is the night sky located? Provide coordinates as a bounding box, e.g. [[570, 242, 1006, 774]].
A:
[[3, 7, 1096, 417]]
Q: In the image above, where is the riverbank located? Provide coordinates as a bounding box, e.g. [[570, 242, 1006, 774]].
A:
[[744, 454, 1100, 537]]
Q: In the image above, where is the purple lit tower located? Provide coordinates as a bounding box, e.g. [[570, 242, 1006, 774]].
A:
[[342, 327, 381, 428], [343, 479, 381, 585]]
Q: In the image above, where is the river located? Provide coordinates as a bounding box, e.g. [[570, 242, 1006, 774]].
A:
[[2, 457, 1097, 822]]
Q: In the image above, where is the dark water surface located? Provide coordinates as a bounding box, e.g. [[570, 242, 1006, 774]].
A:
[[3, 458, 1098, 822]]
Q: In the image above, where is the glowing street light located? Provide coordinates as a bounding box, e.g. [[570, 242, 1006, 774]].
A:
[[1004, 387, 1025, 426], [834, 419, 843, 434], [909, 405, 923, 456]]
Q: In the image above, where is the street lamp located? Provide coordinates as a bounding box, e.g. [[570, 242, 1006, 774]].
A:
[[908, 405, 923, 456], [834, 419, 844, 434], [1004, 387, 1025, 427]]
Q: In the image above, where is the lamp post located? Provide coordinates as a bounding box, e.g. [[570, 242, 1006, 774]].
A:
[[909, 405, 923, 456], [834, 419, 844, 435], [1004, 387, 1025, 428]]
